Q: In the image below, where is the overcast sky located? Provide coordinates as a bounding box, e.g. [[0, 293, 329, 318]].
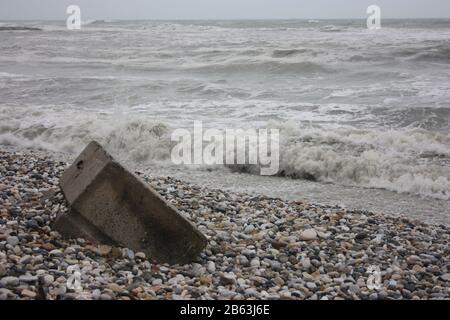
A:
[[1, 0, 449, 20]]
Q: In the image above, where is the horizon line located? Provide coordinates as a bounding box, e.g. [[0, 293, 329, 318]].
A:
[[1, 17, 450, 22]]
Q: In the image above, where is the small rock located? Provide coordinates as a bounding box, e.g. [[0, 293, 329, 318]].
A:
[[244, 225, 255, 234], [135, 252, 146, 260], [43, 275, 55, 286], [6, 236, 19, 246], [300, 229, 317, 241], [19, 275, 38, 283], [271, 241, 287, 249], [369, 293, 378, 300], [26, 220, 40, 230], [199, 275, 212, 286], [440, 274, 450, 282], [206, 261, 216, 273], [123, 248, 135, 260], [355, 232, 368, 241], [407, 255, 421, 265], [108, 283, 124, 293], [100, 293, 112, 300], [21, 289, 37, 298], [49, 249, 63, 257], [0, 288, 13, 300], [239, 255, 249, 266], [0, 276, 19, 287], [270, 260, 282, 271], [250, 258, 261, 268], [92, 289, 101, 299], [306, 282, 317, 290], [301, 258, 311, 270], [273, 277, 285, 286], [220, 273, 236, 286]]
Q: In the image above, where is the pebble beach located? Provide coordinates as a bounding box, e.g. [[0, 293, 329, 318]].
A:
[[0, 148, 449, 300]]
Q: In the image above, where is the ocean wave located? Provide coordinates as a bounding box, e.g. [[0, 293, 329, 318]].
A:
[[0, 115, 172, 164], [1, 114, 449, 200], [187, 60, 333, 74], [409, 43, 450, 63], [271, 49, 309, 58], [226, 123, 450, 200], [319, 25, 343, 33], [82, 20, 116, 26], [81, 20, 99, 26], [0, 26, 41, 31]]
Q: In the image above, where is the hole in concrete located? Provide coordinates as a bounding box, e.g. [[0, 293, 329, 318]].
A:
[[76, 160, 84, 170]]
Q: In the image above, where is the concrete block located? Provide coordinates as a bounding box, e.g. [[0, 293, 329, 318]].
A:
[[54, 141, 207, 265]]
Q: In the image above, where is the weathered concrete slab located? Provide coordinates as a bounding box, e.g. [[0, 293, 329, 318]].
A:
[[54, 141, 207, 265], [53, 208, 116, 246]]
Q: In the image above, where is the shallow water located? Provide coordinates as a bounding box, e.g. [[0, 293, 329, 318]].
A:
[[142, 165, 450, 227]]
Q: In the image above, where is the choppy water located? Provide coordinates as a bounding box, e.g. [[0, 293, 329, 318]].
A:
[[0, 19, 449, 223]]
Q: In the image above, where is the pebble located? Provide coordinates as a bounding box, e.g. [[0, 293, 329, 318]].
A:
[[301, 258, 311, 270], [270, 260, 282, 271], [6, 236, 19, 246], [300, 229, 318, 241], [43, 275, 55, 286], [306, 282, 317, 290], [250, 258, 261, 268], [49, 249, 63, 257], [100, 293, 112, 300], [273, 277, 285, 286], [26, 220, 39, 230], [0, 149, 449, 301], [206, 261, 216, 273], [239, 255, 249, 266], [108, 283, 124, 293], [407, 255, 421, 265], [123, 248, 135, 260], [19, 275, 38, 283], [440, 274, 450, 282], [135, 252, 146, 260], [244, 225, 255, 234], [0, 276, 19, 287], [21, 289, 37, 298], [220, 273, 236, 286]]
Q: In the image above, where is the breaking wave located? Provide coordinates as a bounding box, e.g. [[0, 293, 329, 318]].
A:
[[0, 114, 172, 164], [1, 114, 449, 200], [227, 123, 450, 200]]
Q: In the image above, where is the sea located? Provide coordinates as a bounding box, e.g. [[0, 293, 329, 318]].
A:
[[0, 19, 449, 224]]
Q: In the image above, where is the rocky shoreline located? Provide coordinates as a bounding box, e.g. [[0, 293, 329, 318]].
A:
[[0, 148, 449, 300]]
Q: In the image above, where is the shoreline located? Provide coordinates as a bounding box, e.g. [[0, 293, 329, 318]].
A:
[[2, 144, 449, 227], [0, 148, 449, 300]]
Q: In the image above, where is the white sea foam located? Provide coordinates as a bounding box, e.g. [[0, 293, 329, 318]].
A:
[[1, 109, 449, 200]]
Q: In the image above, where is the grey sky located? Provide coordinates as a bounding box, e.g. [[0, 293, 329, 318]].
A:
[[1, 0, 449, 20]]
